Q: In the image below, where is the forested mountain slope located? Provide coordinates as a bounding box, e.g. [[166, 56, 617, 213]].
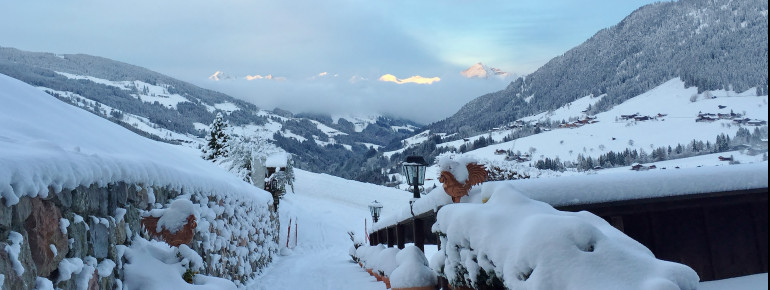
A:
[[429, 0, 768, 135]]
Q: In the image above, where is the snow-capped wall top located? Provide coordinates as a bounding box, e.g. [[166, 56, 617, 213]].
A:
[[0, 73, 272, 206]]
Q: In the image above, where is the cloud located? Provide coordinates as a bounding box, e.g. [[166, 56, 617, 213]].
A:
[[378, 74, 441, 85], [204, 70, 509, 124], [245, 74, 286, 81]]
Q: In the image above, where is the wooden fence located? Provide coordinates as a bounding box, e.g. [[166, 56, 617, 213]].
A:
[[370, 187, 768, 283]]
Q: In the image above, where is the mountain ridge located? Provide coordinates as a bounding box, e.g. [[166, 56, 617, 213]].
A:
[[428, 0, 768, 136]]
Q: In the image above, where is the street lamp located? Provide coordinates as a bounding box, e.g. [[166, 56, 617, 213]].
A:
[[369, 200, 383, 223], [403, 155, 428, 199]]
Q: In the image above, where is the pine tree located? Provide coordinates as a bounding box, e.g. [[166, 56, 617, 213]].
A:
[[202, 112, 229, 161]]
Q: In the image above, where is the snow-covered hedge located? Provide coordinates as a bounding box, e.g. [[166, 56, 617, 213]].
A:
[[431, 182, 700, 290]]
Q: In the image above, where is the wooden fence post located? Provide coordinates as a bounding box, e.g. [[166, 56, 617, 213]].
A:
[[396, 223, 406, 249], [414, 218, 425, 252]]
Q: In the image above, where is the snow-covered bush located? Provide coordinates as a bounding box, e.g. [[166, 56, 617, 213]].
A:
[[372, 247, 400, 277], [431, 182, 700, 290], [390, 245, 437, 288], [355, 245, 385, 269]]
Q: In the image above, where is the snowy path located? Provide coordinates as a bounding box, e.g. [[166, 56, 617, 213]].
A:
[[247, 170, 411, 290]]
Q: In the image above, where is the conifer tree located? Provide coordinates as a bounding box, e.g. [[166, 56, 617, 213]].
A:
[[203, 112, 229, 161]]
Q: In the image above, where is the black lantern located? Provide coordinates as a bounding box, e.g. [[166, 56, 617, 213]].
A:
[[369, 200, 383, 223], [403, 155, 428, 199]]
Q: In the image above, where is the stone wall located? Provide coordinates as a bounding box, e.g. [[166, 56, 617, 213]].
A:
[[0, 182, 278, 289]]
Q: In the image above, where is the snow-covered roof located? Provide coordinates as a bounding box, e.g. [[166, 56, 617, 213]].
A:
[[0, 73, 272, 206], [265, 152, 289, 168]]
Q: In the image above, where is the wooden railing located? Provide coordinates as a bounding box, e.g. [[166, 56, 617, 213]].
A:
[[370, 187, 769, 283]]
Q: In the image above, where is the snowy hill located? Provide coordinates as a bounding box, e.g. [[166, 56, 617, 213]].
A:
[[430, 0, 768, 135], [0, 46, 419, 183], [385, 77, 768, 187]]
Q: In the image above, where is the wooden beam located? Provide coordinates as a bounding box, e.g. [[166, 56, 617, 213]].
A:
[[414, 218, 425, 251], [396, 223, 406, 249]]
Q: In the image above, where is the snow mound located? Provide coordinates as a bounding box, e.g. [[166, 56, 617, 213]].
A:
[[148, 198, 198, 233], [123, 237, 237, 290], [391, 245, 438, 288], [432, 182, 700, 290]]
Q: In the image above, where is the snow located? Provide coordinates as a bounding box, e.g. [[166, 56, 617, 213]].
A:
[[123, 237, 238, 290], [35, 87, 201, 146], [59, 218, 70, 235], [433, 182, 700, 289], [372, 247, 399, 276], [508, 161, 767, 207], [265, 152, 290, 168], [57, 258, 85, 283], [332, 115, 380, 133], [56, 72, 191, 110], [213, 102, 240, 114], [4, 231, 24, 276], [97, 259, 116, 278], [309, 120, 348, 137], [390, 245, 437, 288], [520, 94, 604, 124], [471, 78, 767, 164], [35, 277, 54, 290], [0, 73, 272, 207], [246, 169, 411, 290], [149, 198, 198, 233]]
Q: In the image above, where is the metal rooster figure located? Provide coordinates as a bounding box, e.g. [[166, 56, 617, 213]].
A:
[[438, 163, 488, 203]]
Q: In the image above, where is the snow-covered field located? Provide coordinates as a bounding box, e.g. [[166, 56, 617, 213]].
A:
[[246, 169, 411, 290]]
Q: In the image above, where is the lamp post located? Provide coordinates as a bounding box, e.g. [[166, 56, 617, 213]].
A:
[[403, 155, 428, 199], [369, 200, 383, 223]]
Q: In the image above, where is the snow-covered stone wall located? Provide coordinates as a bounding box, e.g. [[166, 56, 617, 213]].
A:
[[0, 182, 278, 289]]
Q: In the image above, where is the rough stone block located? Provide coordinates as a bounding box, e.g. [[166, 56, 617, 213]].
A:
[[89, 219, 110, 259], [0, 204, 12, 230], [65, 213, 89, 259], [11, 197, 32, 227], [25, 198, 69, 277], [55, 188, 73, 208]]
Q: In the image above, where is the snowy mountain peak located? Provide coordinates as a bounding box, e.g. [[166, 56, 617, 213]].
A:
[[208, 71, 233, 81], [461, 62, 510, 79]]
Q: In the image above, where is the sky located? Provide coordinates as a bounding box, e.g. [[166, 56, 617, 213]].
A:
[[1, 0, 658, 124]]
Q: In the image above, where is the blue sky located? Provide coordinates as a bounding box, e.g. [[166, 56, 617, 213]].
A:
[[1, 0, 658, 124]]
